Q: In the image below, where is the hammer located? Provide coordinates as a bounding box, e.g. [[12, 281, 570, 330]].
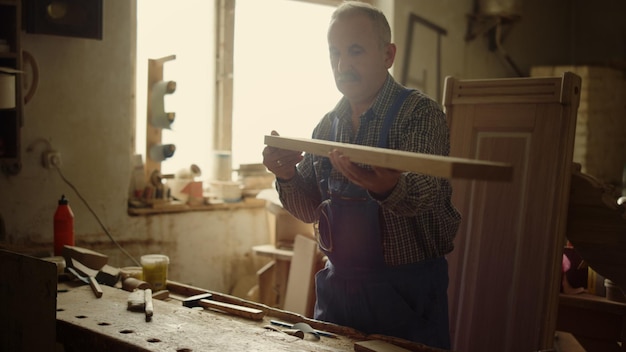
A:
[[181, 293, 265, 321]]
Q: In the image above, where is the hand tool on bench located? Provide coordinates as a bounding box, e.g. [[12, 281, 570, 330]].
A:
[[144, 288, 153, 322], [181, 293, 265, 320], [63, 245, 121, 288], [270, 319, 337, 338], [67, 266, 103, 298], [67, 259, 106, 298], [263, 325, 305, 339]]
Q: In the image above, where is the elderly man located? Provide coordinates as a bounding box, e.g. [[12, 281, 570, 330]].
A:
[[263, 2, 460, 349]]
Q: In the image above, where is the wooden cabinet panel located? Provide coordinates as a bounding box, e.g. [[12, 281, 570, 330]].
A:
[[444, 73, 581, 352]]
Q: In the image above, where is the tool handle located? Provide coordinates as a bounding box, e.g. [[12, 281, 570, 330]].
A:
[[145, 289, 153, 321], [198, 299, 265, 320], [87, 276, 103, 298], [270, 320, 293, 328]]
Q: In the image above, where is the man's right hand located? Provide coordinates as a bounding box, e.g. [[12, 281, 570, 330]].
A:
[[262, 130, 303, 180]]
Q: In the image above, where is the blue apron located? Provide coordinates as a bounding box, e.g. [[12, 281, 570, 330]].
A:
[[313, 89, 451, 349]]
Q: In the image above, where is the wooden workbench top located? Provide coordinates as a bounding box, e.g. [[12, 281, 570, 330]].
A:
[[57, 281, 445, 351], [57, 282, 354, 351]]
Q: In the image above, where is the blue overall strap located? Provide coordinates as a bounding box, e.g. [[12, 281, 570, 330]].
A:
[[319, 88, 412, 198], [318, 116, 340, 199], [378, 88, 413, 148]]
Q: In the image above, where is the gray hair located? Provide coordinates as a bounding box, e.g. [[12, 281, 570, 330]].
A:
[[330, 1, 392, 47]]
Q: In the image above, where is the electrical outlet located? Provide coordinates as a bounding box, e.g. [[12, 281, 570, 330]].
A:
[[42, 151, 62, 169]]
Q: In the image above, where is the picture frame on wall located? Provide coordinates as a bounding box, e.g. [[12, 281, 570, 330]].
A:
[[401, 13, 447, 102], [23, 0, 103, 40]]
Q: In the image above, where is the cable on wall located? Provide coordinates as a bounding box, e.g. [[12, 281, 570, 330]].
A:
[[54, 165, 141, 267]]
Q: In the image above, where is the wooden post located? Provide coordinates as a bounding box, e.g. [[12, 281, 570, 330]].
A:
[[145, 55, 176, 181]]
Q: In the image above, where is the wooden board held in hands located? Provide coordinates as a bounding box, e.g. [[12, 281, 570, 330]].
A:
[[264, 135, 513, 182]]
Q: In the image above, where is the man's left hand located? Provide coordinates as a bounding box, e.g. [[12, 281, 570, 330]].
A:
[[328, 149, 401, 197]]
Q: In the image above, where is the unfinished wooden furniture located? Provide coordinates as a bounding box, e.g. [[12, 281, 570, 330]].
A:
[[253, 238, 323, 318], [253, 196, 317, 314], [283, 234, 322, 318], [253, 244, 293, 310], [443, 72, 581, 351]]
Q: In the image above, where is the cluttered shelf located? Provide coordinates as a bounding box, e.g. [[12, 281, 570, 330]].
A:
[[128, 162, 276, 216], [127, 196, 266, 216]]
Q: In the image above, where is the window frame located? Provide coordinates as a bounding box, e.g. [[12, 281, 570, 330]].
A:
[[213, 0, 364, 152]]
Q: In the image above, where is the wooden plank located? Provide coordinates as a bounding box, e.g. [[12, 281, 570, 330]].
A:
[[354, 340, 412, 352], [264, 135, 513, 181], [283, 234, 319, 318], [195, 298, 265, 320], [253, 244, 294, 261], [256, 260, 277, 307]]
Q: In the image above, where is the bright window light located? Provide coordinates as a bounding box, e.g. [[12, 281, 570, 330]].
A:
[[231, 0, 341, 169], [136, 0, 340, 179], [136, 0, 215, 176]]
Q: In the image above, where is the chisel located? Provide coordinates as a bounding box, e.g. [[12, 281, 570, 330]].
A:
[[270, 320, 336, 338]]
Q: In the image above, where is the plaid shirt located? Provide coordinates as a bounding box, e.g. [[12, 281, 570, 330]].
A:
[[277, 75, 461, 265]]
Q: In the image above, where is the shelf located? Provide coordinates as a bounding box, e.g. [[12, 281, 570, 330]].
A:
[[127, 196, 265, 216], [0, 0, 22, 174]]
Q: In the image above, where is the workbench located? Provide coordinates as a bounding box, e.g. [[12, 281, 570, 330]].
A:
[[56, 280, 444, 352]]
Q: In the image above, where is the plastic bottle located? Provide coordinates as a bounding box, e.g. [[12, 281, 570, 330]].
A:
[[54, 195, 74, 256]]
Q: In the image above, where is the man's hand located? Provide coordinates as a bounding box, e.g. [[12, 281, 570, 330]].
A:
[[262, 130, 304, 180], [328, 149, 401, 197]]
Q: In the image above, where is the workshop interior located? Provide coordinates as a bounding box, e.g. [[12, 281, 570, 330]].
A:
[[1, 0, 626, 351]]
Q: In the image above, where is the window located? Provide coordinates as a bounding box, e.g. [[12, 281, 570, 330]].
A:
[[136, 0, 340, 180], [136, 0, 215, 176], [231, 0, 341, 168]]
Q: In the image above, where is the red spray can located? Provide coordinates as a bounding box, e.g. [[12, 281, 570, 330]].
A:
[[54, 195, 74, 256]]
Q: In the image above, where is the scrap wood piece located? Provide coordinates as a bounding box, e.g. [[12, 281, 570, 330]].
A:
[[364, 335, 446, 352], [95, 264, 121, 286], [145, 289, 153, 321], [62, 245, 108, 271], [355, 340, 413, 352], [264, 135, 513, 181], [127, 290, 145, 312], [201, 299, 266, 320]]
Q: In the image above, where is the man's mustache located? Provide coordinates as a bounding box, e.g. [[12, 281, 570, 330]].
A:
[[335, 72, 359, 82]]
